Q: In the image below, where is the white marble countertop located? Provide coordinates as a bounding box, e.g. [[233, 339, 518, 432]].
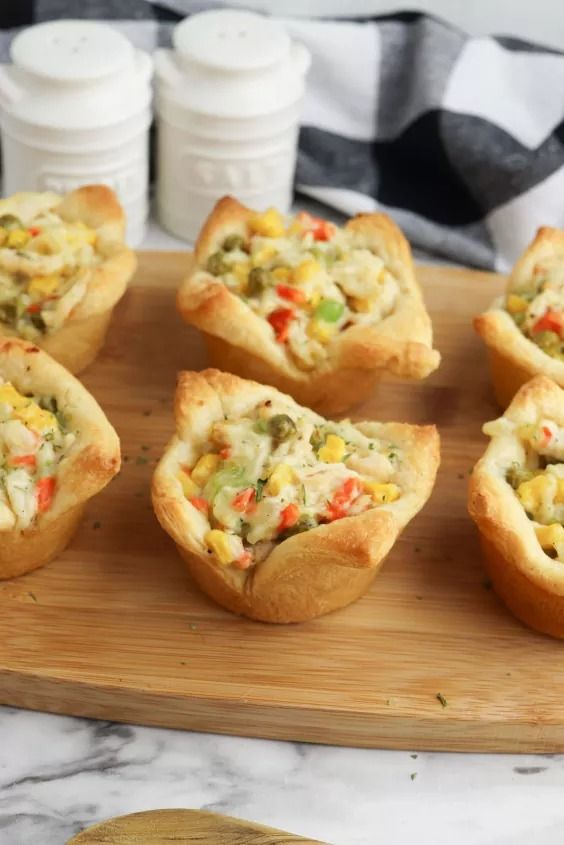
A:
[[1, 706, 563, 845], [1, 218, 564, 845]]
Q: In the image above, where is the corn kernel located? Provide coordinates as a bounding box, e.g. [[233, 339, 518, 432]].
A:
[[287, 219, 303, 236], [0, 383, 29, 410], [266, 463, 297, 495], [292, 259, 321, 284], [0, 228, 7, 247], [319, 434, 346, 463], [66, 221, 97, 248], [15, 403, 57, 433], [248, 208, 285, 239], [232, 262, 250, 292], [28, 274, 61, 297], [272, 266, 291, 283], [351, 296, 374, 313], [517, 475, 550, 512], [364, 481, 401, 504], [178, 470, 200, 498], [307, 319, 337, 344], [252, 246, 277, 266], [556, 479, 564, 504], [535, 523, 564, 549], [307, 291, 321, 310], [506, 294, 529, 314], [518, 424, 536, 441], [191, 453, 220, 486], [7, 229, 30, 249], [205, 529, 236, 565]]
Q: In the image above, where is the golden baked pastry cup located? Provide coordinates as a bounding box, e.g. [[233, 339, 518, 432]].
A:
[[0, 185, 136, 374], [0, 337, 120, 579], [468, 375, 564, 638], [474, 227, 564, 408], [177, 197, 440, 415], [152, 368, 440, 623]]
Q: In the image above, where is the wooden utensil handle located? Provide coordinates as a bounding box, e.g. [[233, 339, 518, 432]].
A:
[[68, 809, 328, 844]]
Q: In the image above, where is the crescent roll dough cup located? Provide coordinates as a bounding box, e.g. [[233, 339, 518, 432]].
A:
[[0, 185, 136, 374], [177, 197, 440, 415], [152, 369, 440, 623], [475, 227, 564, 408], [0, 337, 120, 579], [469, 376, 564, 638]]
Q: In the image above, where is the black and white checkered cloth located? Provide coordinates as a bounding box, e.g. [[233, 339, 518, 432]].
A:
[[2, 2, 564, 271]]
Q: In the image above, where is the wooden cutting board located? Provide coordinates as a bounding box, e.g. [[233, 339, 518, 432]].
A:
[[68, 809, 325, 844], [2, 251, 563, 753]]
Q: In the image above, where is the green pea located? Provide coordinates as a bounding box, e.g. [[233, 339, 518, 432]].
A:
[[0, 214, 24, 231], [311, 246, 338, 267], [0, 303, 16, 325], [206, 251, 229, 275], [506, 465, 534, 489], [38, 395, 59, 415], [280, 514, 318, 539], [247, 267, 269, 296], [511, 311, 526, 328], [254, 419, 269, 434], [223, 234, 246, 252], [533, 330, 562, 358], [310, 426, 325, 452], [295, 514, 317, 532], [315, 298, 345, 322], [29, 312, 46, 333], [267, 414, 296, 442]]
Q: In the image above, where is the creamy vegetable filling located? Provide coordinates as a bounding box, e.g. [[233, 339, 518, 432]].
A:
[[505, 256, 564, 359], [178, 398, 403, 570], [0, 379, 74, 530], [496, 417, 564, 561], [0, 210, 99, 339], [203, 208, 400, 370]]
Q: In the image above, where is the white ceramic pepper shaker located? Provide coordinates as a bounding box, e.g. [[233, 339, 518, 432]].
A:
[[154, 9, 310, 242], [0, 20, 153, 246]]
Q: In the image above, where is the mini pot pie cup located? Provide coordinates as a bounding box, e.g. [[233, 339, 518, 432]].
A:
[[474, 227, 564, 408], [469, 375, 564, 638], [0, 185, 136, 374], [0, 337, 120, 579], [177, 197, 440, 415], [152, 368, 440, 623]]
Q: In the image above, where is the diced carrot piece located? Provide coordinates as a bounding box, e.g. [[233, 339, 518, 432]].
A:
[[188, 496, 209, 514], [36, 476, 55, 512], [267, 308, 295, 343], [232, 487, 256, 513], [9, 453, 37, 469], [278, 502, 300, 532], [234, 551, 253, 570], [276, 284, 306, 304], [532, 310, 564, 336]]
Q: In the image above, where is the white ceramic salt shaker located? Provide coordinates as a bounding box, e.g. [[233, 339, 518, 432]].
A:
[[154, 9, 311, 242], [0, 20, 153, 246]]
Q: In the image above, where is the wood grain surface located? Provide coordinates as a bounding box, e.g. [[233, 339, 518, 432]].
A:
[[68, 809, 325, 844], [1, 252, 563, 753]]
